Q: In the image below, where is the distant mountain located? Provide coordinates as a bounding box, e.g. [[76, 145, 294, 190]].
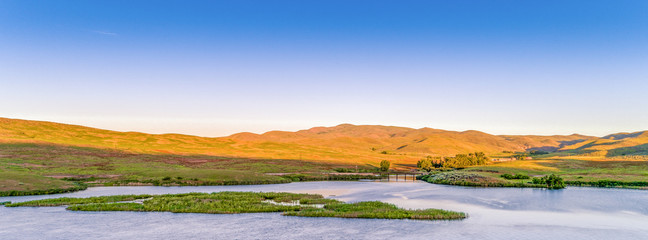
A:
[[0, 117, 644, 165]]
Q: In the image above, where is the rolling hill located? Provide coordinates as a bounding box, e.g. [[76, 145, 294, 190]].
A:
[[3, 117, 646, 166], [2, 117, 648, 194], [556, 131, 648, 158]]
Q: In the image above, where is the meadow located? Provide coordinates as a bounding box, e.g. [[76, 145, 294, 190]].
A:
[[0, 143, 376, 196]]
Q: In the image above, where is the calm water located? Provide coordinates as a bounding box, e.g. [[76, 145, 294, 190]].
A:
[[2, 181, 648, 240]]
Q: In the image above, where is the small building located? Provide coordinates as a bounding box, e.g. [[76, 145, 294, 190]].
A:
[[491, 158, 515, 162]]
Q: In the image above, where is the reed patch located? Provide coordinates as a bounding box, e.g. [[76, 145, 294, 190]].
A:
[[6, 192, 466, 221]]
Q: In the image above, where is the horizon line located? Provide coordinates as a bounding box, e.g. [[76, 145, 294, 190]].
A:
[[3, 116, 644, 139]]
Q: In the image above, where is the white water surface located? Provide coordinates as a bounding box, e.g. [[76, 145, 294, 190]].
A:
[[2, 181, 647, 239]]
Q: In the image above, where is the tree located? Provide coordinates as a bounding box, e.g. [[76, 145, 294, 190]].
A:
[[417, 158, 433, 172], [379, 160, 391, 172]]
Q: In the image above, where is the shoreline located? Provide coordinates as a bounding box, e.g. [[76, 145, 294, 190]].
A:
[[4, 176, 648, 198], [418, 172, 648, 190], [0, 174, 387, 197]]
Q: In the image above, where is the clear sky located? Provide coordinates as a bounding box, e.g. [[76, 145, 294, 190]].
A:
[[1, 0, 647, 137]]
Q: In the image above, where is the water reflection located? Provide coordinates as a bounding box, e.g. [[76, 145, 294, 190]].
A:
[[2, 181, 648, 240]]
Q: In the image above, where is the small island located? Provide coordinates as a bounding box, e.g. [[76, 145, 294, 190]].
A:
[[5, 192, 466, 221]]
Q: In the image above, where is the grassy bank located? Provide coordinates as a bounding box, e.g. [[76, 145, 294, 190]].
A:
[[5, 192, 466, 221], [468, 158, 648, 182], [564, 180, 648, 189], [0, 182, 88, 197], [419, 158, 648, 189]]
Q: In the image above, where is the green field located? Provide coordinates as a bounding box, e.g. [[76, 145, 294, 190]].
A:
[[5, 192, 466, 220]]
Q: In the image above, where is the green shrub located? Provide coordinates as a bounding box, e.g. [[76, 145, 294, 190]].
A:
[[532, 174, 565, 189], [500, 173, 530, 180]]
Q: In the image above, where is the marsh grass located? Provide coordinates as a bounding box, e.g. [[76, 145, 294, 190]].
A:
[[284, 201, 466, 220], [7, 192, 466, 220], [6, 194, 152, 207]]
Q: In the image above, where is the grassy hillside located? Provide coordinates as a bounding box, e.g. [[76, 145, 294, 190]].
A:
[[3, 117, 646, 165], [543, 131, 648, 159], [230, 125, 592, 157], [1, 117, 647, 194]]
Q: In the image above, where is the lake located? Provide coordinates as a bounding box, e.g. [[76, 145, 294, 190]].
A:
[[2, 181, 648, 239]]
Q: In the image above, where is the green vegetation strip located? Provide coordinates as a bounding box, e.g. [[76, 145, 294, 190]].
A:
[[565, 180, 648, 188], [5, 192, 466, 221], [6, 194, 153, 207], [418, 172, 566, 189], [0, 182, 88, 197], [285, 201, 465, 220]]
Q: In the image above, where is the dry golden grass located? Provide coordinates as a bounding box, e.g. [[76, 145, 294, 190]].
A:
[[1, 117, 646, 170], [0, 117, 611, 168]]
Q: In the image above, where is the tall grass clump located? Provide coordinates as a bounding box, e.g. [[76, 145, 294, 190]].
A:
[[284, 201, 465, 220]]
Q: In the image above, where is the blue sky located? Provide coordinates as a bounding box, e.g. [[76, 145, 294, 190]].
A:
[[1, 0, 647, 137]]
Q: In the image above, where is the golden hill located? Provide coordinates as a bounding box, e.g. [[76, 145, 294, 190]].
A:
[[557, 131, 648, 157], [1, 117, 645, 165]]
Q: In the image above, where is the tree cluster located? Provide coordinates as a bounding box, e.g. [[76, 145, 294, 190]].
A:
[[444, 152, 489, 168], [532, 174, 565, 189], [417, 152, 489, 171], [416, 156, 444, 172], [529, 150, 549, 155], [513, 153, 528, 160]]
